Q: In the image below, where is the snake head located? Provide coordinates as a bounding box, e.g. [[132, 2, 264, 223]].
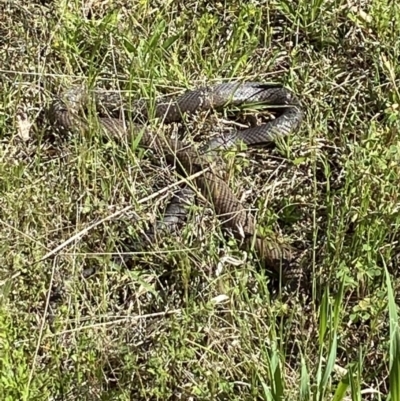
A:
[[60, 85, 89, 113]]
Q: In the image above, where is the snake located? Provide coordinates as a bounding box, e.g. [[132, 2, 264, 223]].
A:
[[49, 82, 304, 277]]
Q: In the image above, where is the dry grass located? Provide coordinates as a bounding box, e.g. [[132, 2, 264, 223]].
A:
[[1, 0, 400, 399]]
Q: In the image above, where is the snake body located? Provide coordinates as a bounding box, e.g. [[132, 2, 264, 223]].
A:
[[50, 82, 303, 274]]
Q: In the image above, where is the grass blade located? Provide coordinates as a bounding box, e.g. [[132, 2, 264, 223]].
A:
[[384, 262, 400, 401]]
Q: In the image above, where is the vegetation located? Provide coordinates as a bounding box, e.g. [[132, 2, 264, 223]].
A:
[[0, 0, 399, 399]]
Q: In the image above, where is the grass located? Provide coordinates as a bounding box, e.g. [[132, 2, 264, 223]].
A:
[[1, 0, 400, 399]]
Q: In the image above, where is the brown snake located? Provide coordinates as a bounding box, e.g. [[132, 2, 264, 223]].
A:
[[49, 82, 304, 277]]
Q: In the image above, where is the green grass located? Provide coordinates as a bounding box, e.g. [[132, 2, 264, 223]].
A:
[[1, 0, 400, 399]]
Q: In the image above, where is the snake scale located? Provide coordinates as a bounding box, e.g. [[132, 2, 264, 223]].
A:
[[49, 82, 304, 276]]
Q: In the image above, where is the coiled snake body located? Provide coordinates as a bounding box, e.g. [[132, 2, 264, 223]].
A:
[[50, 82, 303, 276]]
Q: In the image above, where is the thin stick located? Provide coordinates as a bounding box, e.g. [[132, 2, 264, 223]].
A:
[[27, 257, 57, 390], [35, 167, 209, 264], [47, 309, 181, 337]]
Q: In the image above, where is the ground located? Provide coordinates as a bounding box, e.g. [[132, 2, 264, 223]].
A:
[[0, 0, 400, 400]]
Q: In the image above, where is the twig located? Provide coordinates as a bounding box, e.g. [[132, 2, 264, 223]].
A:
[[35, 168, 209, 264]]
